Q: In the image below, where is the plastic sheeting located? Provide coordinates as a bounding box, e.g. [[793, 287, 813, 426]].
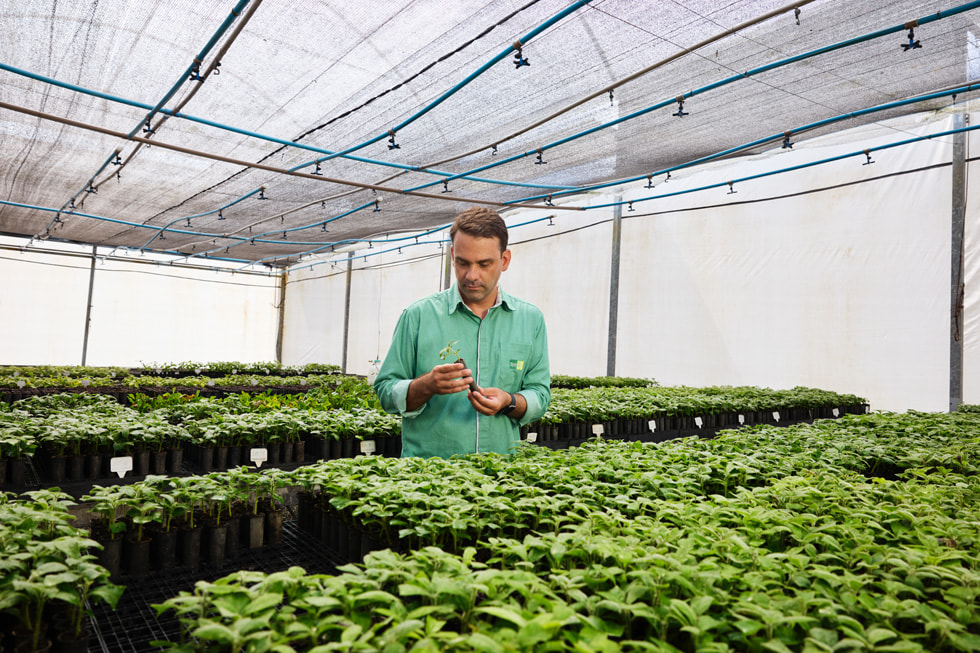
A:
[[282, 109, 978, 411], [0, 238, 279, 366]]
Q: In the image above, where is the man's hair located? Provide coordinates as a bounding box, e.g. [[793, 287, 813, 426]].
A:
[[450, 207, 509, 251]]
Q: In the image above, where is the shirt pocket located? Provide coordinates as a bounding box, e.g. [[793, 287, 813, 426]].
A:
[[493, 343, 532, 390]]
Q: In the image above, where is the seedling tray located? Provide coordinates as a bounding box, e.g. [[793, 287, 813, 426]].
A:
[[88, 518, 342, 652]]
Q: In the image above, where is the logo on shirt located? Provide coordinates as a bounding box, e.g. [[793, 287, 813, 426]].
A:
[[509, 359, 524, 371]]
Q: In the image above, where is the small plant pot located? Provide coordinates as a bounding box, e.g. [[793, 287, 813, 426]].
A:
[[11, 634, 51, 653], [85, 453, 102, 479], [97, 537, 122, 580], [341, 438, 355, 458], [65, 456, 85, 481], [152, 529, 178, 571], [179, 527, 202, 570], [294, 440, 306, 463], [46, 455, 67, 483], [245, 514, 264, 549], [204, 523, 228, 569], [267, 444, 281, 466], [124, 537, 152, 577], [9, 458, 26, 488], [264, 509, 283, 547], [53, 631, 89, 653], [167, 447, 183, 474], [0, 457, 8, 486], [215, 446, 229, 471], [330, 439, 342, 460], [134, 450, 151, 477], [151, 451, 168, 475], [227, 445, 242, 468], [198, 446, 215, 473], [225, 516, 240, 559]]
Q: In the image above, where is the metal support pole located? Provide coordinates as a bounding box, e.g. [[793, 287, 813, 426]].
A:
[[607, 197, 623, 377], [950, 112, 967, 412], [275, 272, 286, 363], [81, 245, 97, 366], [442, 238, 452, 290], [341, 252, 353, 374]]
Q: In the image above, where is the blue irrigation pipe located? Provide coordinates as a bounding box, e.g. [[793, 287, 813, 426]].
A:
[[310, 0, 594, 167], [401, 0, 980, 198], [140, 187, 265, 249], [266, 214, 558, 272], [127, 0, 251, 139], [586, 122, 980, 211], [515, 81, 980, 203], [0, 61, 577, 194]]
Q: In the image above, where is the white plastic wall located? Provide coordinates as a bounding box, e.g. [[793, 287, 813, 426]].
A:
[[0, 240, 279, 367], [284, 110, 978, 412]]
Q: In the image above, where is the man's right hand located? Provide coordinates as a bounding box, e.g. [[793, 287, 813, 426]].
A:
[[406, 363, 475, 411]]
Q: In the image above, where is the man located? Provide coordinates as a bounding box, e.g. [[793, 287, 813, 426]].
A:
[[373, 207, 551, 458]]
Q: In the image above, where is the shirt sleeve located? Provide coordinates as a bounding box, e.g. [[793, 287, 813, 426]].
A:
[[516, 309, 551, 426], [373, 308, 427, 418]]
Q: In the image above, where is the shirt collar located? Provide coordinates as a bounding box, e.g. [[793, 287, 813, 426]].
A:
[[449, 285, 513, 315]]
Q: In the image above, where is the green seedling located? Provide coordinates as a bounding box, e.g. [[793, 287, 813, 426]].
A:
[[439, 341, 481, 394]]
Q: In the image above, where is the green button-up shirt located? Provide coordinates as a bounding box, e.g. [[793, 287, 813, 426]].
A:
[[373, 285, 550, 458]]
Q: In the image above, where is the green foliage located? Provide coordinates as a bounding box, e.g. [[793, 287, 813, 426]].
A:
[[550, 375, 657, 389], [163, 410, 977, 653], [0, 489, 122, 645]]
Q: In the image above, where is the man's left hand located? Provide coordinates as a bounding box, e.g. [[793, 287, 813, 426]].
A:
[[467, 386, 511, 416]]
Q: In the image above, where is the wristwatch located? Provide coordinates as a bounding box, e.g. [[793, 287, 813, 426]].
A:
[[497, 392, 517, 416]]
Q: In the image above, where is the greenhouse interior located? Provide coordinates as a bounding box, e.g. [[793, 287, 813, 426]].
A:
[[1, 0, 979, 651]]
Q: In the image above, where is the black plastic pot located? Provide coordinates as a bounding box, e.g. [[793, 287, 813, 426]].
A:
[[151, 529, 177, 571], [245, 514, 264, 549], [205, 523, 228, 569], [167, 447, 183, 475], [124, 537, 152, 577], [178, 527, 202, 570], [264, 509, 283, 547], [151, 451, 168, 475], [97, 537, 122, 580]]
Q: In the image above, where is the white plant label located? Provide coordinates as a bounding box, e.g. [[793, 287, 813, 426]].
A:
[[694, 417, 703, 428], [738, 414, 745, 424], [773, 411, 780, 422], [527, 432, 538, 443], [648, 420, 656, 432], [299, 378, 306, 386], [110, 456, 133, 478], [195, 368, 202, 375], [832, 408, 840, 417], [250, 379, 258, 386], [16, 380, 25, 388], [250, 447, 268, 468], [154, 368, 161, 374], [207, 379, 215, 387], [81, 379, 90, 387], [592, 423, 604, 437], [360, 440, 376, 455]]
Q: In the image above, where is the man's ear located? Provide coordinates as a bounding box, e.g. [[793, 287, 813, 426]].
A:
[[501, 248, 511, 271]]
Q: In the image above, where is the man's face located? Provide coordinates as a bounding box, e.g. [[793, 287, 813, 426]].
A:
[[451, 231, 511, 307]]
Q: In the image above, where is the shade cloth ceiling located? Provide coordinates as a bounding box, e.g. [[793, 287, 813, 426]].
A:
[[1, 0, 978, 267]]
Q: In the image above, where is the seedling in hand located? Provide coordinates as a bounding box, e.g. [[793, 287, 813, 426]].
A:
[[439, 341, 482, 394]]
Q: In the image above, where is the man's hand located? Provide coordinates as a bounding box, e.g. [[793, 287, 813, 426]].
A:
[[406, 363, 474, 411], [468, 386, 521, 417]]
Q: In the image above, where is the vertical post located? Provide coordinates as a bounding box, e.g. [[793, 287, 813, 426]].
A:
[[950, 112, 967, 412], [442, 237, 452, 290], [341, 252, 353, 374], [81, 245, 97, 366], [607, 196, 623, 377], [275, 271, 287, 363]]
